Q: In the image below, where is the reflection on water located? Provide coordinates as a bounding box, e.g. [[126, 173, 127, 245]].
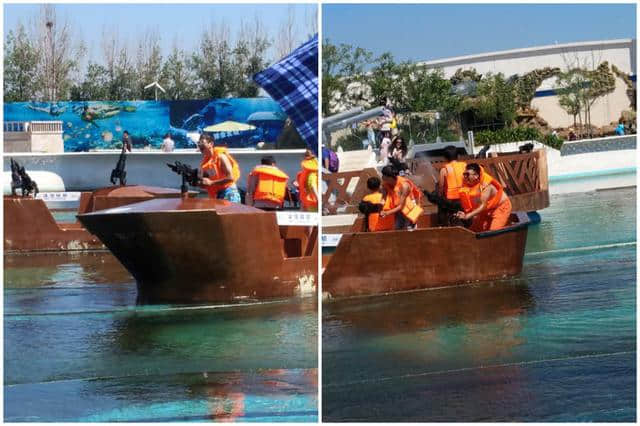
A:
[[4, 251, 318, 422], [323, 188, 636, 422]]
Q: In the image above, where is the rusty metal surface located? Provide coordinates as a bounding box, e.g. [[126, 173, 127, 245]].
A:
[[78, 199, 318, 303], [322, 215, 528, 299], [4, 185, 193, 253], [4, 196, 104, 252]]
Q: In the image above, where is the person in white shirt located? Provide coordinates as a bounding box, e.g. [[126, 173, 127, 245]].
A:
[[161, 133, 175, 152]]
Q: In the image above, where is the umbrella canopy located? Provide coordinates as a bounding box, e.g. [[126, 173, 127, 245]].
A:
[[203, 120, 256, 133]]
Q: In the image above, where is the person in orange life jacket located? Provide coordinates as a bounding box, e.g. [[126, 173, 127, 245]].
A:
[[379, 165, 424, 230], [438, 145, 467, 226], [455, 163, 512, 232], [360, 176, 395, 232], [246, 156, 289, 210], [197, 134, 241, 203], [295, 149, 319, 212]]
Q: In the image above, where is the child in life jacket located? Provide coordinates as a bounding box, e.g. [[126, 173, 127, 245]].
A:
[[359, 176, 395, 232]]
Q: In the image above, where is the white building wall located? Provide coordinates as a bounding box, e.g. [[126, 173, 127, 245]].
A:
[[417, 39, 636, 128], [532, 75, 632, 128]]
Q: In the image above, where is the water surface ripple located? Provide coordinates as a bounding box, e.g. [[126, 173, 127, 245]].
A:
[[322, 187, 636, 422]]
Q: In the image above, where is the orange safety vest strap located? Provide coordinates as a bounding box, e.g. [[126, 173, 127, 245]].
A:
[[395, 176, 424, 224]]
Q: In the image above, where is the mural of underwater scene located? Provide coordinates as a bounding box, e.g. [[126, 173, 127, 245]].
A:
[[4, 98, 287, 152]]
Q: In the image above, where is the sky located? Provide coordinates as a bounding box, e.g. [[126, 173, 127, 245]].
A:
[[4, 3, 317, 66], [323, 3, 637, 63]]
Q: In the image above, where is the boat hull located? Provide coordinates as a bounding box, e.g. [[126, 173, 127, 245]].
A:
[[78, 198, 317, 303], [322, 213, 529, 299], [4, 186, 192, 252]]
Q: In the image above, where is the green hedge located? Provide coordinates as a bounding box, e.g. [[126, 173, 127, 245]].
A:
[[474, 126, 564, 149]]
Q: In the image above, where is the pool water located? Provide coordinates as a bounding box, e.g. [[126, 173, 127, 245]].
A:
[[322, 187, 636, 422], [4, 252, 318, 422]]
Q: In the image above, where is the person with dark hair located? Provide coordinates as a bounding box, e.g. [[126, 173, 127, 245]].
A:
[[390, 136, 408, 163], [122, 130, 132, 152], [438, 145, 466, 225], [197, 133, 241, 202], [456, 162, 512, 232], [360, 176, 394, 232], [247, 156, 289, 210], [380, 165, 424, 230]]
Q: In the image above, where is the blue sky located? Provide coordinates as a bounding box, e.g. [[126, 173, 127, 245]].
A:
[[4, 3, 317, 65], [323, 3, 636, 62]]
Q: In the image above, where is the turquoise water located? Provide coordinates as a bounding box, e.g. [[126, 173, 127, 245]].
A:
[[4, 252, 317, 422], [323, 187, 636, 422]]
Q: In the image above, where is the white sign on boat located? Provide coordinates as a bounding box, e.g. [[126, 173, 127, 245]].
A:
[[275, 211, 319, 226], [321, 233, 342, 247]]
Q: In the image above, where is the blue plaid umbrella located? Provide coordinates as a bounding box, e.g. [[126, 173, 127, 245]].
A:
[[253, 34, 318, 155]]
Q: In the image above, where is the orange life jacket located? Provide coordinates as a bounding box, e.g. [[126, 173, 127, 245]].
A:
[[362, 192, 395, 231], [386, 176, 424, 224], [249, 165, 289, 205], [297, 158, 318, 210], [459, 171, 504, 213], [201, 146, 241, 197], [444, 160, 467, 200]]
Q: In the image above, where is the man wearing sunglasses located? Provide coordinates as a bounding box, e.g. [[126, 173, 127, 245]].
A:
[[455, 163, 512, 232]]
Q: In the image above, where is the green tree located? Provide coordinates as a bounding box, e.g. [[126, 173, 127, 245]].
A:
[[134, 30, 163, 100], [160, 45, 196, 100], [4, 24, 40, 102], [70, 62, 109, 100], [321, 40, 372, 115], [556, 70, 584, 130]]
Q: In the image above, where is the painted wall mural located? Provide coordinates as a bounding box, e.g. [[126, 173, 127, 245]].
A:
[[4, 98, 287, 152]]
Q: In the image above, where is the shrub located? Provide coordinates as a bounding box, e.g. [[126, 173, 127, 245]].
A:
[[474, 126, 563, 149]]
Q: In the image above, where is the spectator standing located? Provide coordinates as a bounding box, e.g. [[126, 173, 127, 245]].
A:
[[161, 133, 175, 152]]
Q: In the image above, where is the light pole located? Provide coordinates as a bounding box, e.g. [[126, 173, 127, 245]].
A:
[[46, 20, 54, 102]]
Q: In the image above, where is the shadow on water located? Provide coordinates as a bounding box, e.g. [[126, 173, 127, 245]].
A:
[[325, 280, 534, 336]]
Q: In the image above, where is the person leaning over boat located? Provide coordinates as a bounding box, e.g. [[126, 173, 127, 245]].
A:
[[246, 156, 289, 210], [380, 165, 424, 230], [197, 134, 241, 202], [438, 145, 467, 225], [361, 176, 395, 232], [455, 163, 512, 232], [295, 150, 319, 212]]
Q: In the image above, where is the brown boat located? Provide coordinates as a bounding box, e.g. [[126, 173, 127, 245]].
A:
[[4, 185, 193, 252], [322, 211, 530, 299], [77, 198, 318, 303]]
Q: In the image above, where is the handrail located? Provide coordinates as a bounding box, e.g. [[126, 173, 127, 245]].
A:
[[322, 150, 549, 214]]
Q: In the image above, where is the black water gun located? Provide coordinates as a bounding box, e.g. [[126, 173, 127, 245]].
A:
[[10, 158, 39, 197], [110, 149, 128, 185]]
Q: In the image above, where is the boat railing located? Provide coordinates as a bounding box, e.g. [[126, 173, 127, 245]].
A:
[[322, 149, 549, 215]]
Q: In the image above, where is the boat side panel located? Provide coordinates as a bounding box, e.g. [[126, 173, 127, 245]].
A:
[[79, 210, 314, 303], [4, 197, 103, 252], [322, 226, 527, 298]]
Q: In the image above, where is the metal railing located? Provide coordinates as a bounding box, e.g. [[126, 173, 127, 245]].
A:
[[4, 121, 28, 132]]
